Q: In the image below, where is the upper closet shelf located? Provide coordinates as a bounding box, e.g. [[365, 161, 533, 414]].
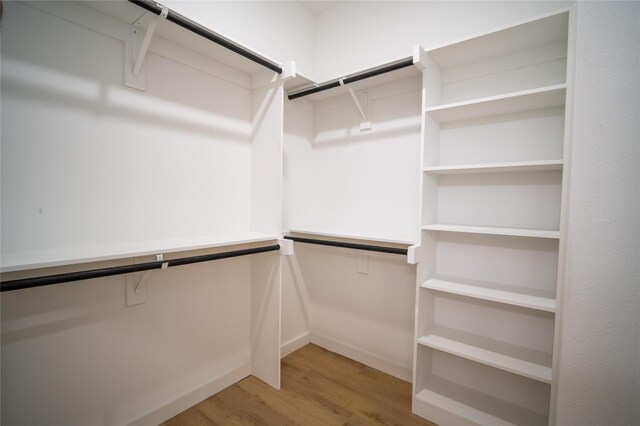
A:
[[0, 232, 279, 273], [287, 56, 420, 101], [422, 224, 560, 239], [427, 9, 569, 69], [82, 0, 282, 76], [288, 227, 416, 246], [425, 84, 566, 122], [423, 160, 563, 175]]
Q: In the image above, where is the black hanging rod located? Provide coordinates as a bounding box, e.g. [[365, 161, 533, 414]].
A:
[[288, 57, 415, 100], [127, 0, 283, 74], [284, 236, 408, 256], [1, 244, 281, 293]]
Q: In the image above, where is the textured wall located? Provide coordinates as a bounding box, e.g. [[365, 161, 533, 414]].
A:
[[556, 2, 640, 425]]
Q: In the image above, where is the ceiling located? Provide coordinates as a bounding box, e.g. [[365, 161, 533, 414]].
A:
[[299, 1, 345, 15]]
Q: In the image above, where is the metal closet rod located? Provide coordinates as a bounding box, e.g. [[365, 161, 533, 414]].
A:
[[127, 0, 283, 74], [284, 236, 408, 256], [0, 244, 281, 293], [288, 57, 415, 100]]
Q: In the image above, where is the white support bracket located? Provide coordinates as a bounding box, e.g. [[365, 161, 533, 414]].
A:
[[407, 244, 422, 265], [339, 79, 372, 131], [126, 254, 167, 306], [413, 44, 428, 71], [278, 238, 294, 256], [125, 7, 168, 90]]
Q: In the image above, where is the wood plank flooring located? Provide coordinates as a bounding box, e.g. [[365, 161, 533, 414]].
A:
[[162, 344, 436, 426]]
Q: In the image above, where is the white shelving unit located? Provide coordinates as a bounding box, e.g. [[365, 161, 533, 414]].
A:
[[412, 7, 574, 425]]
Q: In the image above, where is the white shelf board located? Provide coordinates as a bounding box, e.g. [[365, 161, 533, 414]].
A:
[[415, 377, 548, 426], [418, 328, 552, 383], [421, 278, 556, 312], [423, 159, 563, 175], [422, 224, 559, 239], [426, 9, 569, 69], [1, 232, 279, 273], [425, 84, 566, 122], [288, 226, 416, 245]]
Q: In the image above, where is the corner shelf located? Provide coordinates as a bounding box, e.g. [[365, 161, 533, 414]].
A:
[[423, 159, 563, 175], [422, 224, 559, 239], [421, 278, 556, 312], [415, 377, 549, 426], [425, 84, 566, 123], [0, 232, 279, 273], [288, 226, 416, 246], [418, 328, 552, 383]]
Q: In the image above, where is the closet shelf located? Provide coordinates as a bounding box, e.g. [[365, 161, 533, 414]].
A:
[[288, 227, 416, 246], [425, 84, 566, 122], [423, 159, 563, 175], [417, 328, 552, 383], [415, 377, 548, 426], [421, 278, 556, 312], [0, 232, 279, 273], [422, 224, 560, 239]]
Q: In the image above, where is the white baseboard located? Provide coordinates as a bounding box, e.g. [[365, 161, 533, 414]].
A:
[[281, 332, 311, 358], [127, 362, 252, 426], [310, 332, 412, 382]]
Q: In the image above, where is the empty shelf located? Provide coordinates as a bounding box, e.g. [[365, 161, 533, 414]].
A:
[[288, 226, 416, 245], [422, 224, 560, 239], [415, 377, 548, 426], [421, 278, 556, 312], [423, 160, 563, 175], [418, 329, 552, 383], [425, 84, 566, 122], [1, 232, 279, 273]]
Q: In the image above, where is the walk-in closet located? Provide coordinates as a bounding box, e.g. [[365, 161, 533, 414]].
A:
[[1, 1, 638, 425]]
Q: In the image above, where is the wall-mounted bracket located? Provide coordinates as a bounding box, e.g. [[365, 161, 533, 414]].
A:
[[339, 79, 372, 131], [278, 238, 294, 256], [412, 45, 428, 71], [124, 6, 168, 90], [126, 254, 166, 306], [407, 244, 421, 265]]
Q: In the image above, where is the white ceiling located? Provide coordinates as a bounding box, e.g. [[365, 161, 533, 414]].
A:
[[299, 1, 345, 15]]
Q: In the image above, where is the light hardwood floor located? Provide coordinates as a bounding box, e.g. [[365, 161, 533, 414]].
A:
[[162, 344, 436, 425]]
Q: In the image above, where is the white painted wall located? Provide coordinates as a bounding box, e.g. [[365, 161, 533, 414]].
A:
[[0, 2, 271, 424], [556, 2, 640, 425], [314, 1, 572, 82], [164, 0, 316, 78], [1, 1, 252, 254]]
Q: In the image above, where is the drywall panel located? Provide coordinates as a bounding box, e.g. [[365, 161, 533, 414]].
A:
[[295, 243, 416, 379], [555, 2, 640, 425], [164, 0, 315, 78], [314, 1, 572, 82], [1, 253, 252, 425], [311, 78, 421, 241], [1, 1, 252, 255]]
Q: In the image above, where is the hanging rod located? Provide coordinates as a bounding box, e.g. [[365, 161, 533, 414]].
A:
[[288, 57, 415, 100], [0, 244, 281, 293], [127, 0, 283, 74], [283, 236, 408, 256]]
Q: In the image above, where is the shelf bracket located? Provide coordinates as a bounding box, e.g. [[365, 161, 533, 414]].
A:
[[407, 244, 421, 265], [126, 254, 167, 306], [278, 238, 294, 256], [124, 6, 168, 90], [339, 78, 372, 131]]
